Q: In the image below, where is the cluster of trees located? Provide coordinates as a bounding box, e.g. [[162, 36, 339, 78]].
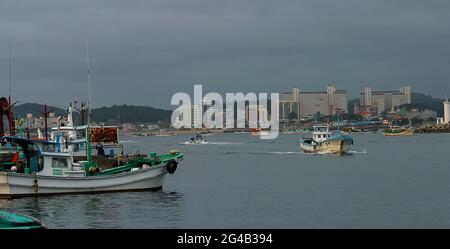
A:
[[91, 105, 172, 123], [398, 93, 444, 116]]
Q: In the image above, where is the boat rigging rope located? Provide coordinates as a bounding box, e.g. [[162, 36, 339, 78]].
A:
[[32, 173, 38, 194]]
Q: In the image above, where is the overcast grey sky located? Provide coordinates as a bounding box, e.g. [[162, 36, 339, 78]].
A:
[[1, 0, 449, 109]]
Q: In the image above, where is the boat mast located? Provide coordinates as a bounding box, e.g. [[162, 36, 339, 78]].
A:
[[39, 104, 49, 140], [8, 36, 11, 107], [337, 113, 340, 131], [86, 38, 93, 162], [8, 36, 15, 136]]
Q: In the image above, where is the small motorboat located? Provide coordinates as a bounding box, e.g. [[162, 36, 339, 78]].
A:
[[186, 132, 207, 144], [250, 128, 269, 136], [0, 210, 46, 229]]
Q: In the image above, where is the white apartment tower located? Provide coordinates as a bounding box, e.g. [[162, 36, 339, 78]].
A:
[[364, 86, 372, 106], [444, 99, 450, 124]]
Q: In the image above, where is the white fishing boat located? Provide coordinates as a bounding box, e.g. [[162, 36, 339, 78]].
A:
[[0, 136, 183, 199], [0, 41, 184, 199], [300, 125, 353, 155]]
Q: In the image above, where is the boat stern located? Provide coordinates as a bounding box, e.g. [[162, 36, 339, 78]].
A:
[[340, 136, 354, 154], [0, 173, 10, 197], [0, 173, 11, 198]]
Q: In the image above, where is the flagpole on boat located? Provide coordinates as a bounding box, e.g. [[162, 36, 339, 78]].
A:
[[8, 36, 12, 108], [8, 36, 15, 136], [337, 112, 340, 131]]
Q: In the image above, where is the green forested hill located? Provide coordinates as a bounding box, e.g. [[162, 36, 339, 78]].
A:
[[13, 103, 172, 123]]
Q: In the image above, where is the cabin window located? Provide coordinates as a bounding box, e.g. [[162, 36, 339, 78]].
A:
[[52, 157, 67, 168], [42, 143, 56, 152]]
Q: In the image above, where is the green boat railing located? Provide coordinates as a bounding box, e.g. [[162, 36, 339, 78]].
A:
[[90, 151, 184, 176]]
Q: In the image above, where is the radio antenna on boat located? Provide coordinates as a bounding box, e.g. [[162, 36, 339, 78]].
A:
[[336, 113, 340, 131], [86, 37, 93, 162], [8, 36, 12, 105], [39, 104, 50, 140], [86, 38, 92, 121], [7, 36, 16, 136]]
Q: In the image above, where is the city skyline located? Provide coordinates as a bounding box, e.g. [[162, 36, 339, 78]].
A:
[[3, 83, 421, 110], [1, 0, 450, 109]]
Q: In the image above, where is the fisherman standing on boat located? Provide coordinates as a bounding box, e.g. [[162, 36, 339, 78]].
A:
[[96, 142, 105, 156]]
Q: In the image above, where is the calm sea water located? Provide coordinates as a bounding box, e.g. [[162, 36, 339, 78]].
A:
[[1, 132, 450, 228]]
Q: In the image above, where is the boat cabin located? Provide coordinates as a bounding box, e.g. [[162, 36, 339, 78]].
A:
[[50, 125, 121, 158], [0, 136, 86, 177], [311, 125, 332, 142]]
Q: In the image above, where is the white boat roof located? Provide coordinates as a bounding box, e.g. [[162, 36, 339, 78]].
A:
[[70, 139, 87, 143], [41, 152, 72, 157], [51, 125, 118, 131], [51, 126, 77, 131]]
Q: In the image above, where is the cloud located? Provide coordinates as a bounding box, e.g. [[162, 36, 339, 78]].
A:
[[1, 0, 450, 109]]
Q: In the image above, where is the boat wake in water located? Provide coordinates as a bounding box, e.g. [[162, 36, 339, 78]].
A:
[[183, 141, 209, 145], [259, 151, 303, 155], [181, 141, 243, 145], [300, 149, 367, 155], [224, 151, 302, 155], [207, 142, 243, 145], [120, 140, 141, 143], [347, 149, 368, 154]]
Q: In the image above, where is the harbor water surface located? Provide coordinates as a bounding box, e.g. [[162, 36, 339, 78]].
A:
[[1, 133, 449, 228]]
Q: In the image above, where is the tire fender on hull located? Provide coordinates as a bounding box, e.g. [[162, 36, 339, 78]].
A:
[[166, 160, 178, 174]]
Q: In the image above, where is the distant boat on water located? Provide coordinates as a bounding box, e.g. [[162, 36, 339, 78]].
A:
[[250, 128, 269, 136], [383, 126, 414, 136], [185, 132, 207, 144], [300, 125, 353, 155], [342, 120, 382, 133]]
